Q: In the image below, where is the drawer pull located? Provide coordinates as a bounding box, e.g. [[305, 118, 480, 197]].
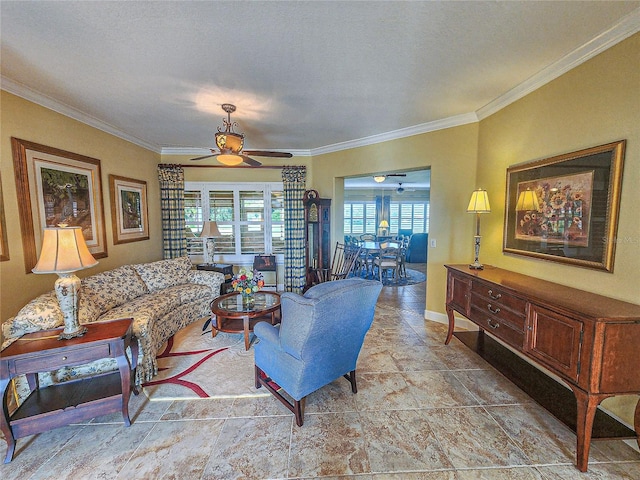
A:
[[61, 356, 67, 361], [487, 289, 502, 300], [487, 304, 501, 314], [487, 318, 499, 329]]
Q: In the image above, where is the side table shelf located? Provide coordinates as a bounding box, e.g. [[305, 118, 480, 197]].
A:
[[0, 318, 138, 463]]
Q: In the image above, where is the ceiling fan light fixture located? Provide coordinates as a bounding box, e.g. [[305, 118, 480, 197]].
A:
[[215, 131, 244, 153], [397, 183, 405, 194], [217, 154, 244, 166], [373, 175, 386, 183]]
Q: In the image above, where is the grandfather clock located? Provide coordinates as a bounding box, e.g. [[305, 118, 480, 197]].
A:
[[303, 190, 331, 290]]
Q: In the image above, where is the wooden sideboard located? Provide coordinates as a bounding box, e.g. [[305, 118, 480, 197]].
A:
[[444, 264, 640, 472]]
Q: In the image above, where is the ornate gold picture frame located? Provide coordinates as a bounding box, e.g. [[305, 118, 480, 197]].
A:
[[504, 140, 626, 272]]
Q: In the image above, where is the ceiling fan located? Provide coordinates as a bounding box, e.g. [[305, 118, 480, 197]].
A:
[[373, 173, 406, 182], [190, 104, 292, 166]]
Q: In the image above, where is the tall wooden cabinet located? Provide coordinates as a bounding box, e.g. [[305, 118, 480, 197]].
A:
[[303, 190, 331, 290], [444, 264, 640, 472]]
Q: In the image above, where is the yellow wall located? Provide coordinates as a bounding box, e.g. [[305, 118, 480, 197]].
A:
[[0, 91, 163, 320], [478, 33, 640, 304], [477, 33, 640, 426], [311, 123, 480, 314]]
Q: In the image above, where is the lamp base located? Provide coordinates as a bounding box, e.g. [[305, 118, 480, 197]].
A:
[[59, 325, 88, 340], [469, 262, 484, 270], [54, 272, 87, 341]]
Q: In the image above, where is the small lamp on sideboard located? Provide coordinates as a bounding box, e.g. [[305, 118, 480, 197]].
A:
[[466, 189, 491, 270]]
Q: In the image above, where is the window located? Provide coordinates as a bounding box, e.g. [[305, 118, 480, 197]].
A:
[[185, 182, 284, 262], [344, 200, 429, 236], [344, 202, 376, 234], [390, 201, 429, 235]]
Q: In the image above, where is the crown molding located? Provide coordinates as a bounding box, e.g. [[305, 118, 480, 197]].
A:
[[309, 112, 479, 156], [1, 76, 161, 153], [477, 7, 640, 120]]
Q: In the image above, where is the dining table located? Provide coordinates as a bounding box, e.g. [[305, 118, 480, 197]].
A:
[[357, 241, 401, 279]]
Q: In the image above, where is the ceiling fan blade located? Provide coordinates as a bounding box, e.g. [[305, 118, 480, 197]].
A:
[[190, 154, 216, 161], [240, 155, 262, 167], [243, 150, 292, 158]]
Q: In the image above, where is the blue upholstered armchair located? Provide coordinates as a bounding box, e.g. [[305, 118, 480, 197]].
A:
[[254, 278, 382, 426]]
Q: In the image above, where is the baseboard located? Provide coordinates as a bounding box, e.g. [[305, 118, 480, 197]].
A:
[[425, 309, 479, 332]]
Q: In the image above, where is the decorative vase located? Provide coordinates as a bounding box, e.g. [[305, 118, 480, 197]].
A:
[[241, 291, 255, 308]]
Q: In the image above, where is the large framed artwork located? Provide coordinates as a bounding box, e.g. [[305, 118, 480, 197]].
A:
[[11, 138, 108, 273], [109, 174, 149, 244], [503, 140, 625, 272]]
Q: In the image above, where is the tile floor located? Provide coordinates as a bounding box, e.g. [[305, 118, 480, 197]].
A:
[[1, 264, 639, 479]]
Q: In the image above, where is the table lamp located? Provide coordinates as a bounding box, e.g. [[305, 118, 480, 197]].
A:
[[378, 220, 389, 237], [467, 189, 491, 270], [32, 226, 98, 339], [200, 220, 221, 265]]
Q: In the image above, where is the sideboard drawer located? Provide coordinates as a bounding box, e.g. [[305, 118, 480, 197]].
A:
[[470, 304, 525, 348], [470, 292, 526, 330], [13, 343, 112, 373], [471, 279, 527, 315]]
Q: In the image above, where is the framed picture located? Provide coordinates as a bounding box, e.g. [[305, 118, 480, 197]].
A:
[[503, 140, 626, 272], [11, 138, 108, 273], [0, 173, 9, 261], [109, 174, 149, 244]]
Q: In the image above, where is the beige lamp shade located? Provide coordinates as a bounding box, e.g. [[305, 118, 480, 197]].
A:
[[200, 221, 221, 238], [32, 227, 98, 274], [516, 188, 540, 211], [467, 189, 491, 213], [378, 220, 389, 228]]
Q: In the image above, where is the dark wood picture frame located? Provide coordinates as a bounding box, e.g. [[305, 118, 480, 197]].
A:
[[11, 138, 108, 273], [109, 174, 149, 245], [0, 173, 9, 261], [503, 140, 626, 272]]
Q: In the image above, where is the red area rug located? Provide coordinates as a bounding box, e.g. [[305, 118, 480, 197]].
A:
[[142, 321, 270, 401]]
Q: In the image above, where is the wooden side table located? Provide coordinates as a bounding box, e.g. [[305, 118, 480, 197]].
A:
[[197, 263, 234, 293], [0, 318, 138, 463]]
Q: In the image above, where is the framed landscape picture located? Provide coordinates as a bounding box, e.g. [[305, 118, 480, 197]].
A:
[[503, 140, 626, 272], [11, 138, 108, 273], [109, 174, 149, 244]]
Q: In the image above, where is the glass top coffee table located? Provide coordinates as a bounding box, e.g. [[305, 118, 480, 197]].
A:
[[209, 291, 281, 350]]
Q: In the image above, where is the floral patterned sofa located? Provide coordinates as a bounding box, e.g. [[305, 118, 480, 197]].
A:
[[2, 256, 224, 401]]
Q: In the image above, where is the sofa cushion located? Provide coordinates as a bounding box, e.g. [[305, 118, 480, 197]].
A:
[[133, 256, 192, 293], [162, 284, 213, 304], [81, 265, 148, 314], [1, 290, 101, 345]]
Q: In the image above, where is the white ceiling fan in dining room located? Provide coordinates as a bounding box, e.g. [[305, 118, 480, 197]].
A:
[[190, 104, 292, 166]]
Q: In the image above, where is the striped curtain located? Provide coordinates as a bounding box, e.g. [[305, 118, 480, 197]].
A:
[[157, 164, 187, 259], [282, 166, 307, 293]]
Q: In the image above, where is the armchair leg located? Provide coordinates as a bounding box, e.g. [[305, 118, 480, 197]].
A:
[[343, 370, 357, 393], [255, 365, 307, 426]]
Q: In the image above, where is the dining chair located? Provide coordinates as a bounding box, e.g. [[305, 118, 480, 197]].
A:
[[373, 247, 400, 281], [314, 242, 362, 283]]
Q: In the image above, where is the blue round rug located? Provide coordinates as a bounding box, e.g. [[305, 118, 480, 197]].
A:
[[351, 268, 426, 287]]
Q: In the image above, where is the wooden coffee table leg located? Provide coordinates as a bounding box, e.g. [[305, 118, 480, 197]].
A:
[[243, 316, 250, 350]]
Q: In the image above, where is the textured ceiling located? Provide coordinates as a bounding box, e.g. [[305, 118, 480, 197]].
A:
[[1, 1, 639, 155]]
